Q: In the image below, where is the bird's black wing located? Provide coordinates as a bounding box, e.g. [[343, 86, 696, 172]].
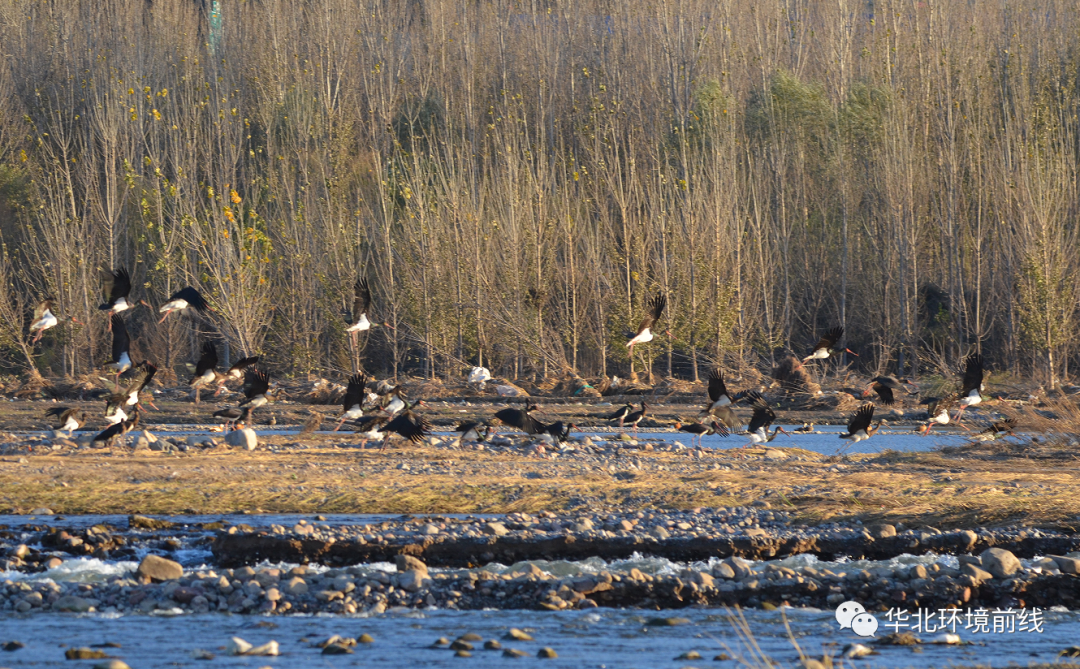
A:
[[961, 353, 984, 395], [812, 326, 844, 352], [353, 277, 371, 320], [213, 407, 241, 420], [708, 368, 728, 403], [343, 373, 367, 410], [386, 412, 430, 444], [354, 415, 387, 431], [494, 408, 528, 430], [226, 356, 260, 376], [603, 404, 631, 420], [456, 420, 482, 433], [111, 315, 129, 362], [636, 292, 666, 333], [125, 361, 156, 394], [242, 367, 270, 399], [171, 286, 209, 311], [194, 342, 218, 377], [873, 383, 896, 406], [732, 390, 763, 405], [847, 403, 875, 434], [45, 406, 71, 418], [746, 397, 776, 433], [99, 268, 131, 308], [93, 422, 124, 443]]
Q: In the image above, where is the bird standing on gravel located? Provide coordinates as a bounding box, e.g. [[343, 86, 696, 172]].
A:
[[622, 403, 648, 435], [93, 408, 140, 448], [456, 420, 491, 444], [603, 403, 634, 427], [213, 406, 253, 432]]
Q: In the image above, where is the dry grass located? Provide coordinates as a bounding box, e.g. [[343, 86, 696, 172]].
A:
[[2, 433, 1079, 528]]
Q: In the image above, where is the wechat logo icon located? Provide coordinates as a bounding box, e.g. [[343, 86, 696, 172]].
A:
[[835, 601, 878, 637]]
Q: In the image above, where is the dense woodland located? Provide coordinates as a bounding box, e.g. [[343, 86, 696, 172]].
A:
[[0, 0, 1078, 387]]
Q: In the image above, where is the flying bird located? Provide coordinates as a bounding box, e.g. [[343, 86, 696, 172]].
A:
[[626, 292, 668, 356], [238, 367, 271, 409], [30, 300, 79, 343], [345, 277, 392, 347], [954, 353, 985, 421], [353, 414, 389, 447], [108, 314, 132, 382], [45, 407, 86, 436], [493, 404, 544, 434], [122, 361, 159, 411], [839, 403, 886, 444], [921, 395, 961, 435], [158, 286, 210, 323], [802, 326, 856, 364], [863, 376, 918, 406], [215, 355, 260, 395], [98, 268, 147, 328], [335, 373, 368, 431], [379, 407, 431, 451], [188, 342, 219, 405], [745, 396, 786, 447]]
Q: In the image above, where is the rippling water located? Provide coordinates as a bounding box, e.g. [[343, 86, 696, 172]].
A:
[[1, 606, 1076, 668]]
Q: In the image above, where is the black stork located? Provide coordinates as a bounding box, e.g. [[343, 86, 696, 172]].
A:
[[493, 404, 542, 434], [745, 396, 787, 447], [863, 376, 918, 405], [335, 373, 368, 431], [379, 406, 431, 451], [238, 367, 271, 409], [603, 403, 634, 427], [345, 277, 393, 348], [98, 268, 148, 329], [30, 300, 78, 343], [108, 314, 132, 383], [456, 420, 492, 443], [626, 292, 668, 356], [802, 326, 855, 364], [45, 407, 86, 435], [122, 361, 159, 411], [214, 405, 253, 432], [921, 394, 961, 435], [93, 409, 140, 448], [954, 353, 985, 421], [622, 403, 648, 435], [840, 403, 886, 444], [189, 342, 219, 405], [353, 414, 389, 447], [539, 421, 575, 445], [976, 417, 1017, 440], [158, 286, 210, 323], [215, 355, 261, 395], [674, 418, 729, 448]]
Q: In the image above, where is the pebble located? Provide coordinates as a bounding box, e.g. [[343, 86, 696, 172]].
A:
[[504, 629, 533, 641], [537, 647, 558, 658]]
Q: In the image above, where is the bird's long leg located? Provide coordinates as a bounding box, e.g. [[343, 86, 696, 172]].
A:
[[922, 423, 934, 436], [379, 436, 391, 451], [157, 311, 170, 324], [953, 406, 968, 423], [333, 416, 347, 432], [194, 387, 201, 406]]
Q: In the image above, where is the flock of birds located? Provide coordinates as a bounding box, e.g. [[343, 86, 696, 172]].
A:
[[29, 281, 1014, 451]]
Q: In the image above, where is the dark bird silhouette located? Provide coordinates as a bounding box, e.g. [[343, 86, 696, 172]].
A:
[[108, 314, 132, 382], [189, 342, 219, 405], [98, 268, 146, 328], [238, 367, 271, 409], [745, 396, 786, 447], [93, 409, 140, 447], [863, 376, 918, 405], [216, 355, 260, 394], [379, 408, 431, 451], [158, 286, 210, 323], [955, 353, 985, 421], [541, 421, 575, 445], [674, 418, 729, 447], [603, 403, 634, 427], [802, 326, 855, 364], [977, 417, 1017, 440], [122, 361, 159, 411], [456, 420, 492, 443], [493, 404, 543, 433], [45, 407, 86, 435], [840, 403, 886, 444], [335, 373, 367, 431], [213, 405, 253, 431], [626, 292, 668, 355], [353, 414, 390, 447], [622, 403, 648, 434], [921, 394, 961, 435], [345, 277, 393, 349]]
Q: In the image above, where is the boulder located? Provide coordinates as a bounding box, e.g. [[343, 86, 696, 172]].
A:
[[980, 547, 1021, 578], [136, 554, 184, 582], [1050, 555, 1080, 574], [225, 428, 258, 450], [395, 554, 428, 574], [398, 570, 432, 593]]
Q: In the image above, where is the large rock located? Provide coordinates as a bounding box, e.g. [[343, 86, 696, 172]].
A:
[[868, 523, 897, 539], [483, 522, 509, 536], [136, 554, 184, 582], [722, 556, 753, 580], [225, 428, 258, 450], [980, 548, 1021, 578], [1050, 555, 1080, 574], [395, 554, 428, 574], [398, 569, 432, 593], [53, 595, 94, 612]]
